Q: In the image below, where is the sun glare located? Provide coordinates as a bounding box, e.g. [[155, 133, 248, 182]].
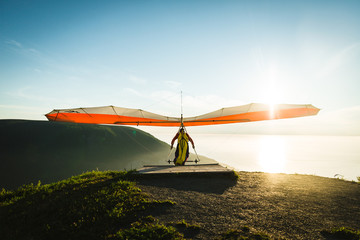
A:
[[257, 136, 287, 173], [268, 103, 275, 119], [260, 84, 284, 104], [258, 64, 285, 106]]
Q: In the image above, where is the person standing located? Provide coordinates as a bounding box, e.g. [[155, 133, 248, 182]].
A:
[[170, 127, 195, 166]]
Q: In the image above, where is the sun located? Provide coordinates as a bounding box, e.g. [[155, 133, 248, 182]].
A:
[[257, 136, 287, 173], [260, 84, 285, 105], [257, 64, 286, 105]]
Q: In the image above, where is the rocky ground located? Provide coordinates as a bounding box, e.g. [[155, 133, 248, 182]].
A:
[[136, 172, 360, 239]]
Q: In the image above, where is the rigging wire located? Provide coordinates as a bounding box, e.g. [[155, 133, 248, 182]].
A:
[[132, 90, 202, 164], [141, 92, 182, 114], [181, 90, 183, 117], [177, 90, 244, 161]]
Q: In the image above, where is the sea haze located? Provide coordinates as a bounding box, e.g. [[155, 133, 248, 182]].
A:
[[155, 133, 360, 181]]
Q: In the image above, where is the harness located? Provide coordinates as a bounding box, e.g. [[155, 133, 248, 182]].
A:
[[175, 131, 189, 165]]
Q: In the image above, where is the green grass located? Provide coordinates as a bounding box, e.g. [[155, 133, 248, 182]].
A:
[[110, 216, 184, 240], [0, 170, 178, 240], [167, 219, 201, 238], [220, 226, 280, 240], [231, 170, 240, 180], [321, 227, 360, 240], [3, 168, 357, 240]]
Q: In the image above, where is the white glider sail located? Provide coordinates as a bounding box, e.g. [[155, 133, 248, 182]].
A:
[[45, 103, 320, 127]]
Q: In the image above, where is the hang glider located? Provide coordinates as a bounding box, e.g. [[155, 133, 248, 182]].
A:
[[45, 103, 320, 127]]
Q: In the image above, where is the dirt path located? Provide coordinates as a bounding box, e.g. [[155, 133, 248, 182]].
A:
[[136, 172, 360, 239]]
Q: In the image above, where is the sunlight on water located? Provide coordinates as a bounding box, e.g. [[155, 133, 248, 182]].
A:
[[151, 132, 360, 181], [257, 136, 286, 173]]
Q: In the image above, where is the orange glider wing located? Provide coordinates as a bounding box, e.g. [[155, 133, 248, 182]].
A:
[[45, 103, 320, 127]]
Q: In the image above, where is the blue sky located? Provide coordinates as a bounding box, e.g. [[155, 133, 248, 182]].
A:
[[1, 0, 360, 135]]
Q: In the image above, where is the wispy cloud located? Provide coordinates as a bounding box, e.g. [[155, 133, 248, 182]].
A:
[[4, 39, 42, 59], [33, 68, 43, 73], [251, 46, 265, 72], [128, 74, 147, 85], [7, 87, 57, 103], [0, 104, 40, 110], [0, 104, 49, 120], [123, 88, 142, 96], [322, 105, 360, 123], [164, 81, 182, 89], [316, 42, 360, 79], [5, 39, 23, 48]]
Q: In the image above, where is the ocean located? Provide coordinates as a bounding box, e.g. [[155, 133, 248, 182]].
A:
[[153, 133, 360, 181]]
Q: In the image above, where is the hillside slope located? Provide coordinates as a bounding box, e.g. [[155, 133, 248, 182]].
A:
[[1, 170, 359, 239], [137, 172, 360, 239], [0, 120, 170, 189]]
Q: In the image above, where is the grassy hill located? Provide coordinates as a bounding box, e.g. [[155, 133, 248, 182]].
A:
[[0, 120, 170, 189], [0, 170, 183, 240], [1, 170, 359, 239]]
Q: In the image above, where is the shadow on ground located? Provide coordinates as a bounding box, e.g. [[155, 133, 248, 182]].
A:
[[135, 173, 238, 194]]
